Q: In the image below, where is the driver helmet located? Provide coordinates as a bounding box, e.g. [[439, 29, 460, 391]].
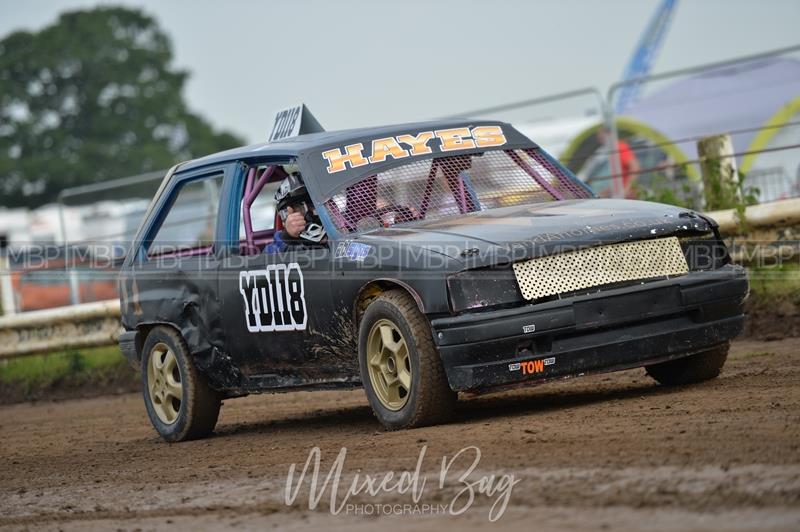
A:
[[274, 172, 326, 242]]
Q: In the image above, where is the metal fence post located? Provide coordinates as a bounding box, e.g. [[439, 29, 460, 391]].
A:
[[698, 134, 741, 210], [57, 191, 80, 306], [0, 250, 16, 316], [603, 108, 624, 198]]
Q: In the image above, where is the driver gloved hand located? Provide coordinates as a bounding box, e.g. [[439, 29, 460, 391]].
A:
[[283, 206, 307, 238]]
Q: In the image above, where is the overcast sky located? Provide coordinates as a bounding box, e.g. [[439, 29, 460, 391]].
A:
[[1, 0, 798, 143]]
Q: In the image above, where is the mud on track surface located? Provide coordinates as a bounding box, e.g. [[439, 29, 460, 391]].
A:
[[1, 338, 799, 531]]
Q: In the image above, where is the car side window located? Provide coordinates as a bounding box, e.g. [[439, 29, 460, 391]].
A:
[[148, 173, 224, 257]]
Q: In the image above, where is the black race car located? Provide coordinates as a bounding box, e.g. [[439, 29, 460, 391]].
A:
[[118, 119, 748, 441]]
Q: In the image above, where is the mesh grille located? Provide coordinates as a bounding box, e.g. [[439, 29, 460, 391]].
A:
[[324, 148, 591, 233], [512, 237, 689, 301]]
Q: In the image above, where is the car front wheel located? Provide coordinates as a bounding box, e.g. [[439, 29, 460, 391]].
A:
[[645, 343, 729, 386], [358, 289, 456, 430], [141, 326, 221, 442]]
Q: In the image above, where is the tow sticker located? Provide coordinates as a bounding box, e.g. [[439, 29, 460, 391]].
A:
[[239, 263, 307, 332], [509, 357, 555, 375]]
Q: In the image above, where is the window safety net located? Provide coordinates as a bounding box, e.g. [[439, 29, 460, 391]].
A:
[[324, 148, 591, 233]]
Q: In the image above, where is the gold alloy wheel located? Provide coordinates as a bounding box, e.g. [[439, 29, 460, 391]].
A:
[[147, 342, 183, 424], [366, 319, 412, 410]]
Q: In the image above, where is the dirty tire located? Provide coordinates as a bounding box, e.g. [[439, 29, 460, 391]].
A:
[[646, 343, 729, 386], [358, 289, 456, 430], [141, 326, 221, 442]]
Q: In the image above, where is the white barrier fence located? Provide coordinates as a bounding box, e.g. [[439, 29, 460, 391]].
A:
[[706, 197, 800, 234], [0, 299, 121, 360]]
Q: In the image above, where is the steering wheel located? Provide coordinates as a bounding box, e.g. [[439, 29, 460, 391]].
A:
[[374, 204, 417, 225]]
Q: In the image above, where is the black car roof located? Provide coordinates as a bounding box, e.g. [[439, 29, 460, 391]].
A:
[[178, 118, 538, 201]]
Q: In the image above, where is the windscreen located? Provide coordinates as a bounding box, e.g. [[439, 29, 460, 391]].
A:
[[323, 148, 592, 233]]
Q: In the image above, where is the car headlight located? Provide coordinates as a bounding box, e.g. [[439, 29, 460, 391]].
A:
[[447, 266, 523, 313], [680, 233, 730, 271]]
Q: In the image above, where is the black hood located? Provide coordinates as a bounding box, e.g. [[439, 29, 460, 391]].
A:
[[356, 199, 714, 268]]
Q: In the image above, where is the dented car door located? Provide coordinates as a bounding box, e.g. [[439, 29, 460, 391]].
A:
[[218, 245, 353, 387]]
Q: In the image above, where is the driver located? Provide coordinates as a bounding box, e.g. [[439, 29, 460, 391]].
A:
[[264, 173, 326, 253]]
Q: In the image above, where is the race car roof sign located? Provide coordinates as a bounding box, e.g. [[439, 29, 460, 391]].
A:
[[267, 103, 325, 142]]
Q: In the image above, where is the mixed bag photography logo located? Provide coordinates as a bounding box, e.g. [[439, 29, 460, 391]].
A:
[[284, 445, 520, 521]]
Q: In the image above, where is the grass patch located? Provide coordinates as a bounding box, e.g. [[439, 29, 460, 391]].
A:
[[747, 262, 800, 300], [743, 351, 775, 359], [0, 346, 125, 386], [742, 261, 800, 340]]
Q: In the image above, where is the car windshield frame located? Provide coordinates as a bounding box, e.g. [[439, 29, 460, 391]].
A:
[[321, 147, 594, 235]]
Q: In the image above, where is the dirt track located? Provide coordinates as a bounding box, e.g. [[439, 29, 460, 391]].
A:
[[1, 338, 799, 531]]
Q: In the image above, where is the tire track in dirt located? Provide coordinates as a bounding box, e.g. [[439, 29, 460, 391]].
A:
[[1, 338, 799, 530]]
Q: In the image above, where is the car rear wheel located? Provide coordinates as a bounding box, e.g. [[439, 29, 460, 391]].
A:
[[645, 343, 729, 386], [358, 289, 456, 430], [141, 326, 221, 442]]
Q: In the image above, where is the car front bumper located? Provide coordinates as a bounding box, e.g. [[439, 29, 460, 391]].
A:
[[430, 264, 749, 392]]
